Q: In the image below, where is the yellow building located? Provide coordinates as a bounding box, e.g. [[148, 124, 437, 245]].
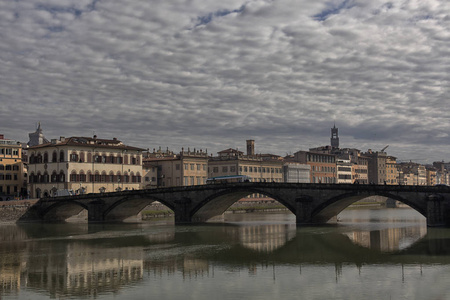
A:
[[143, 148, 209, 187], [386, 156, 398, 185], [27, 136, 144, 198], [0, 135, 25, 199], [426, 168, 437, 186], [209, 147, 284, 183]]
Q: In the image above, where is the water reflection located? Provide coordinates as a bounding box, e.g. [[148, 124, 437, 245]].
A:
[[1, 209, 450, 299], [337, 208, 427, 252]]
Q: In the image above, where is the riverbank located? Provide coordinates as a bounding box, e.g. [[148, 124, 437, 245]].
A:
[[0, 199, 39, 224]]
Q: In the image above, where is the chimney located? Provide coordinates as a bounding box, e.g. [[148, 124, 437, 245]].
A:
[[246, 140, 255, 156]]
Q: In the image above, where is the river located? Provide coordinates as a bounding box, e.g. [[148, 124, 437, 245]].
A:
[[1, 207, 450, 300]]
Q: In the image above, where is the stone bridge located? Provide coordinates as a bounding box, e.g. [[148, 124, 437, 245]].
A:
[[18, 183, 450, 226]]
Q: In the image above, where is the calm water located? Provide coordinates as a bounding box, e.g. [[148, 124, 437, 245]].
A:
[[1, 208, 450, 300]]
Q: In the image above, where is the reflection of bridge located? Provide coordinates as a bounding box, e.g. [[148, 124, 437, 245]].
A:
[[19, 183, 450, 226]]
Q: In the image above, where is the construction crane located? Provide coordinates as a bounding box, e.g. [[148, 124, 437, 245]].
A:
[[381, 145, 389, 152]]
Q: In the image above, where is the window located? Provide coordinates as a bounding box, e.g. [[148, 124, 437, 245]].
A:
[[190, 164, 194, 170], [222, 166, 228, 173], [213, 167, 218, 173], [176, 164, 180, 170], [70, 153, 78, 162], [197, 164, 201, 171]]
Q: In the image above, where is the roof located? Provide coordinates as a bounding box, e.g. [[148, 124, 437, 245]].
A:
[[28, 136, 146, 152], [218, 148, 243, 154]]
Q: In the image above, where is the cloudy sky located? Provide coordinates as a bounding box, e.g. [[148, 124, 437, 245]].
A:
[[1, 0, 449, 163]]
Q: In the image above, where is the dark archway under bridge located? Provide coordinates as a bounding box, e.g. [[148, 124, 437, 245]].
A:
[[18, 183, 450, 227]]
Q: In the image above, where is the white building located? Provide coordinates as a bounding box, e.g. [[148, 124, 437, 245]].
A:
[[283, 162, 310, 183], [27, 136, 145, 198]]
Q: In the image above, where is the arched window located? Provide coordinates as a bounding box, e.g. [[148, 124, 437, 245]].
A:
[[109, 171, 114, 183], [70, 170, 77, 182], [70, 152, 79, 162], [59, 151, 64, 162], [80, 170, 86, 182], [51, 171, 58, 182], [43, 171, 49, 183], [79, 151, 85, 163], [101, 171, 107, 182], [116, 171, 122, 183], [29, 153, 35, 164], [29, 172, 35, 183], [94, 171, 100, 182], [109, 154, 115, 164], [87, 152, 92, 163], [136, 172, 142, 183], [36, 153, 42, 163], [87, 171, 92, 182], [124, 155, 129, 165], [37, 172, 42, 183], [59, 171, 65, 182], [43, 152, 48, 163], [52, 151, 57, 162], [124, 172, 129, 183], [131, 172, 136, 183]]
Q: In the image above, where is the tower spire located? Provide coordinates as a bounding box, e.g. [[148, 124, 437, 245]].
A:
[[331, 124, 339, 148]]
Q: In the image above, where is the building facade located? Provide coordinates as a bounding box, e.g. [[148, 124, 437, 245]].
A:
[[27, 136, 144, 198], [0, 135, 25, 199], [293, 151, 336, 183], [386, 156, 398, 185], [143, 148, 209, 188], [363, 149, 387, 184], [283, 162, 311, 183]]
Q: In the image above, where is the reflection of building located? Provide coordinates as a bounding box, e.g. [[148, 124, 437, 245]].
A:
[[26, 243, 144, 297], [238, 224, 296, 253], [345, 225, 427, 252], [0, 226, 28, 293], [0, 135, 26, 198], [27, 136, 144, 198]]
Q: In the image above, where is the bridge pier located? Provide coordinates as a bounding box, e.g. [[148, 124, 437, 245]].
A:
[[87, 200, 106, 223], [174, 198, 192, 224], [426, 195, 449, 227], [296, 196, 313, 225]]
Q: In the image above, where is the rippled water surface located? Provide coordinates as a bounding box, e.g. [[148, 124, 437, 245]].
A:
[[1, 208, 450, 300]]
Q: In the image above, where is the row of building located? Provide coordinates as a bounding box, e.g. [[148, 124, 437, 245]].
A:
[[1, 124, 449, 199]]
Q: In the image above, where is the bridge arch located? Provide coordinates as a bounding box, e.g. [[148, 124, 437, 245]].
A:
[[41, 200, 88, 222], [102, 194, 174, 222], [310, 191, 428, 223], [190, 187, 294, 222]]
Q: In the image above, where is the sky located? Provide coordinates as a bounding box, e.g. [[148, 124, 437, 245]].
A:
[[1, 0, 449, 163]]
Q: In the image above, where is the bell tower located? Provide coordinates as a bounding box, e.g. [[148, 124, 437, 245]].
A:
[[331, 124, 339, 148]]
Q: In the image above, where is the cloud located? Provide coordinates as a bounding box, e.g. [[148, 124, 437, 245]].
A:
[[1, 0, 449, 163]]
